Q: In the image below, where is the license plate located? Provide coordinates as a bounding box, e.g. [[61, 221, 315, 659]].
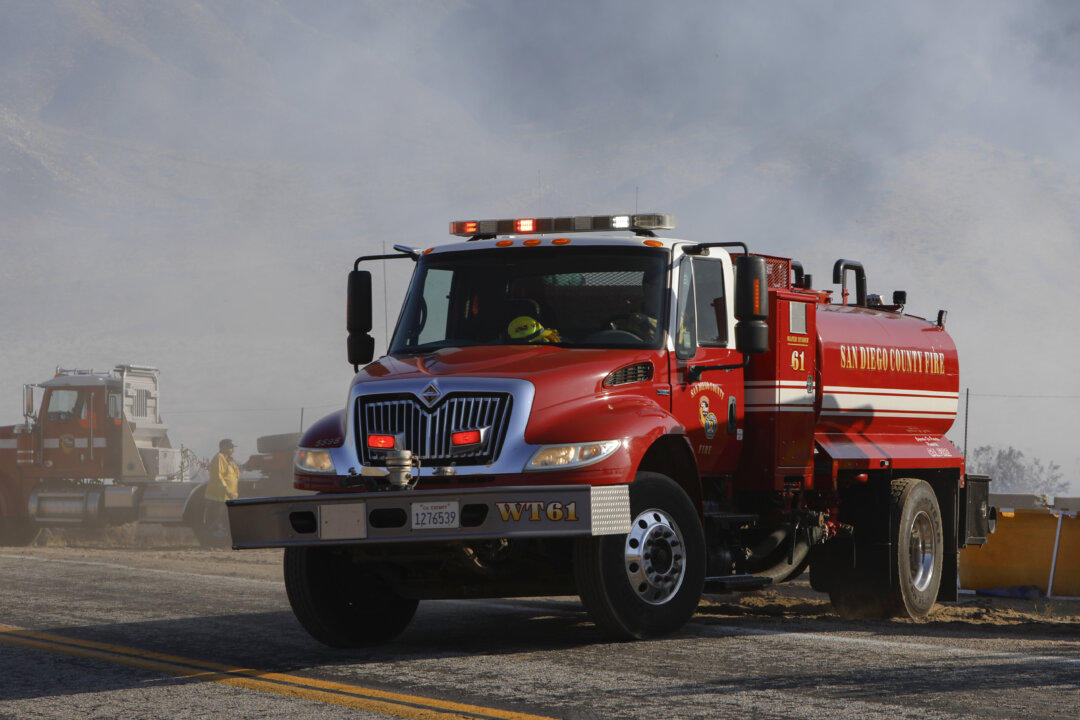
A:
[[411, 501, 459, 530]]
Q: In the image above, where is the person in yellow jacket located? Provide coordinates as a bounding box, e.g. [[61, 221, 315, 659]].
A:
[[203, 438, 240, 542]]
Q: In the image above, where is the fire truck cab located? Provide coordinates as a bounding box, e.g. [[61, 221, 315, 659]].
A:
[[28, 365, 180, 482], [0, 365, 195, 544]]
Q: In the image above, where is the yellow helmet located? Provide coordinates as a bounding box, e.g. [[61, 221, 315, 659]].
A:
[[508, 315, 544, 341], [507, 316, 561, 344]]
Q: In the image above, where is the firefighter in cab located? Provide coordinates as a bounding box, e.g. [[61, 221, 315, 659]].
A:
[[508, 315, 562, 344]]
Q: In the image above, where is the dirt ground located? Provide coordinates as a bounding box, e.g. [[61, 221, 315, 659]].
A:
[[21, 523, 1080, 628]]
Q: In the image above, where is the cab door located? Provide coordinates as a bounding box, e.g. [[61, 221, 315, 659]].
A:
[[40, 387, 106, 478], [669, 254, 744, 474]]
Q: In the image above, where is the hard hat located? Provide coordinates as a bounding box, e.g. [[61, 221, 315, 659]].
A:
[[219, 438, 236, 450], [508, 316, 544, 341]]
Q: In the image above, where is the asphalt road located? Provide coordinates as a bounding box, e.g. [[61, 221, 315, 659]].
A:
[[0, 546, 1077, 719]]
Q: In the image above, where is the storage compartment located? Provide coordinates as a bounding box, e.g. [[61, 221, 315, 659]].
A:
[[139, 447, 181, 479], [960, 474, 993, 545]]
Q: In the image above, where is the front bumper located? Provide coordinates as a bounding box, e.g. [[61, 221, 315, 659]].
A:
[[227, 484, 631, 549]]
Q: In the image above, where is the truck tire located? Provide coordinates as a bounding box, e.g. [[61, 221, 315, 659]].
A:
[[0, 516, 40, 546], [284, 546, 418, 648], [573, 472, 705, 639], [829, 478, 943, 619], [887, 478, 943, 618]]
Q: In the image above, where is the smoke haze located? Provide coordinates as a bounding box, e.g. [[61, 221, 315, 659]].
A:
[[1, 1, 1077, 491]]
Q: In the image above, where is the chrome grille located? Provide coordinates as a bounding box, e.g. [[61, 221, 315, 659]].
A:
[[358, 393, 513, 465]]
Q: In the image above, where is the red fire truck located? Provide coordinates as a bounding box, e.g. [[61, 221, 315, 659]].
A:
[[0, 364, 303, 546], [228, 214, 995, 646]]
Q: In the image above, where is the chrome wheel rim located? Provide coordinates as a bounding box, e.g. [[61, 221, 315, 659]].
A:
[[908, 510, 936, 592], [624, 508, 686, 605]]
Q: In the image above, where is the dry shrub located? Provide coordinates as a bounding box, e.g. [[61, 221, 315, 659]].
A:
[[35, 523, 198, 548]]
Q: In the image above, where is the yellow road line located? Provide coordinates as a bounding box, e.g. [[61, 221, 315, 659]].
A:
[[0, 625, 557, 720]]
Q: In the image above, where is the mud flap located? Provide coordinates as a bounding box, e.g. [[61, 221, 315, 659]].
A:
[[809, 534, 890, 595]]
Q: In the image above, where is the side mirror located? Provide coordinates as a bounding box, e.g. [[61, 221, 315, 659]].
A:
[[23, 385, 34, 419], [347, 270, 375, 366], [733, 255, 769, 356], [347, 334, 376, 366]]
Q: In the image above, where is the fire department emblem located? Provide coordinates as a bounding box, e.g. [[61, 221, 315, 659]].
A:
[[59, 434, 76, 454], [699, 397, 719, 440]]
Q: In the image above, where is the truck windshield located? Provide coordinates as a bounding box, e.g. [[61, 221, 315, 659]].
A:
[[389, 247, 668, 354]]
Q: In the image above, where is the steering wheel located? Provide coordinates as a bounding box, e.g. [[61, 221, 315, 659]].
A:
[[604, 312, 650, 340]]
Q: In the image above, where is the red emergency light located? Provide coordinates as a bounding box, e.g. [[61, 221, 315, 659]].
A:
[[367, 434, 395, 449], [451, 430, 482, 446]]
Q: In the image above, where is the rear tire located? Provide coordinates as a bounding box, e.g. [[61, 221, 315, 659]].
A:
[[887, 478, 943, 618], [828, 478, 943, 619], [284, 546, 418, 648], [574, 473, 705, 639]]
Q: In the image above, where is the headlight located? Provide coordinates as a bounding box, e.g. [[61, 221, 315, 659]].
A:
[[525, 440, 622, 471], [294, 448, 336, 473]]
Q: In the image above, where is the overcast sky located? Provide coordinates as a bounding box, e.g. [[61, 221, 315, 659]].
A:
[[1, 0, 1077, 493]]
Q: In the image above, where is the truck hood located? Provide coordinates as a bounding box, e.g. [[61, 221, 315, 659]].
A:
[[354, 346, 666, 413]]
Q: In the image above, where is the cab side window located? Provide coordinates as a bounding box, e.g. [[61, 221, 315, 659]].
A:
[[676, 258, 728, 360], [108, 392, 123, 421], [675, 260, 696, 359], [693, 259, 728, 347]]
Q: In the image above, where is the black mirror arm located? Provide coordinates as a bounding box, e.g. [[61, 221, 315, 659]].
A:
[[353, 251, 417, 271], [687, 354, 752, 384]]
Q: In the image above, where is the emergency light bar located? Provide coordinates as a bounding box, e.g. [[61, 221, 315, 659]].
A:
[[449, 213, 676, 238]]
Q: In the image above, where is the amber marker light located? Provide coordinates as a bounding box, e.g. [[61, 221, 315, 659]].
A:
[[295, 448, 336, 473], [523, 239, 542, 246], [496, 240, 514, 247], [552, 237, 571, 245]]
